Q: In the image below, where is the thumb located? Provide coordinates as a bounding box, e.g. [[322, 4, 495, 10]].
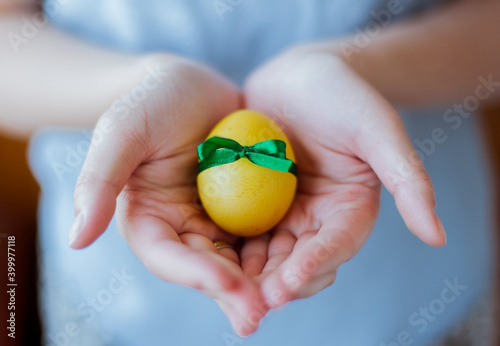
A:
[[357, 103, 446, 247], [69, 109, 147, 248]]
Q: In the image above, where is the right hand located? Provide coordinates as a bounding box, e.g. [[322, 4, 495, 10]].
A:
[[69, 55, 266, 336], [242, 44, 446, 309]]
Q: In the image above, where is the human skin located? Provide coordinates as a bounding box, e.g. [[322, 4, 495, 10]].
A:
[[1, 1, 266, 335], [1, 0, 499, 337], [241, 0, 500, 314]]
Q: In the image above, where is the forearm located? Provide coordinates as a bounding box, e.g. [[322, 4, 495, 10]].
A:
[[0, 8, 170, 139], [326, 0, 500, 108]]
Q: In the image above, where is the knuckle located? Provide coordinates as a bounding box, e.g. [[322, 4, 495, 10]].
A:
[[337, 229, 359, 263], [323, 270, 338, 288], [390, 171, 434, 203], [73, 170, 97, 199]]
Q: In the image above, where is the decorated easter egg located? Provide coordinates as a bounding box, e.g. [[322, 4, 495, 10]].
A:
[[196, 109, 297, 237]]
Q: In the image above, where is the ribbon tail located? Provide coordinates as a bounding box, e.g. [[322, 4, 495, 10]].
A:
[[246, 152, 297, 176], [198, 149, 240, 174]]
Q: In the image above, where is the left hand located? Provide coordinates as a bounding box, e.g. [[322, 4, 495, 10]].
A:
[[241, 44, 447, 309], [70, 55, 266, 336]]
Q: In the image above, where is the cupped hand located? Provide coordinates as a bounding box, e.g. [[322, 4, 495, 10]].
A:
[[69, 55, 265, 336], [242, 45, 447, 309]]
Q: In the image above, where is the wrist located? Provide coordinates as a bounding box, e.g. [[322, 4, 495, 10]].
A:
[[283, 40, 377, 79], [300, 39, 383, 88], [290, 39, 397, 105]]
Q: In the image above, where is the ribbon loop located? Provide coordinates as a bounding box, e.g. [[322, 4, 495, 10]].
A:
[[197, 136, 297, 176]]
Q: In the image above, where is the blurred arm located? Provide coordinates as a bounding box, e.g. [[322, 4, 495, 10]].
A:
[[320, 0, 500, 108], [0, 1, 166, 139]]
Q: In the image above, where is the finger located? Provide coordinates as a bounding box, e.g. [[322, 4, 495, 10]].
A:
[[294, 271, 337, 300], [179, 233, 219, 254], [122, 214, 266, 335], [215, 299, 264, 337], [218, 247, 240, 266], [181, 233, 240, 266], [69, 109, 148, 249], [240, 233, 270, 277], [125, 216, 239, 290], [262, 206, 374, 309], [357, 103, 446, 247], [215, 300, 242, 334], [260, 230, 296, 276], [245, 55, 445, 247]]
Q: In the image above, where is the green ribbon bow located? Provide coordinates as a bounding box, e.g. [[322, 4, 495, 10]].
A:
[[197, 136, 297, 176]]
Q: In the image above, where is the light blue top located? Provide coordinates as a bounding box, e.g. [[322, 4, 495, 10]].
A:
[[30, 1, 496, 345]]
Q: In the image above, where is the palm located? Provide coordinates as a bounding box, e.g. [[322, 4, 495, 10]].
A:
[[73, 60, 266, 335], [116, 106, 277, 336], [73, 53, 445, 334], [243, 48, 445, 308], [117, 133, 239, 261], [256, 125, 380, 304]]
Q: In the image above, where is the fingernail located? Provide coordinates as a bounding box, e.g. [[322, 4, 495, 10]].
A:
[[69, 212, 85, 247], [435, 214, 446, 245]]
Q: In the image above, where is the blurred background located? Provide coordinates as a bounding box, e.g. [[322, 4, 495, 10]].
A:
[[0, 110, 498, 346]]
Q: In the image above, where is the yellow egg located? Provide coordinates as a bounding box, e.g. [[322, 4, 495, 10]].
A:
[[197, 109, 297, 237]]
